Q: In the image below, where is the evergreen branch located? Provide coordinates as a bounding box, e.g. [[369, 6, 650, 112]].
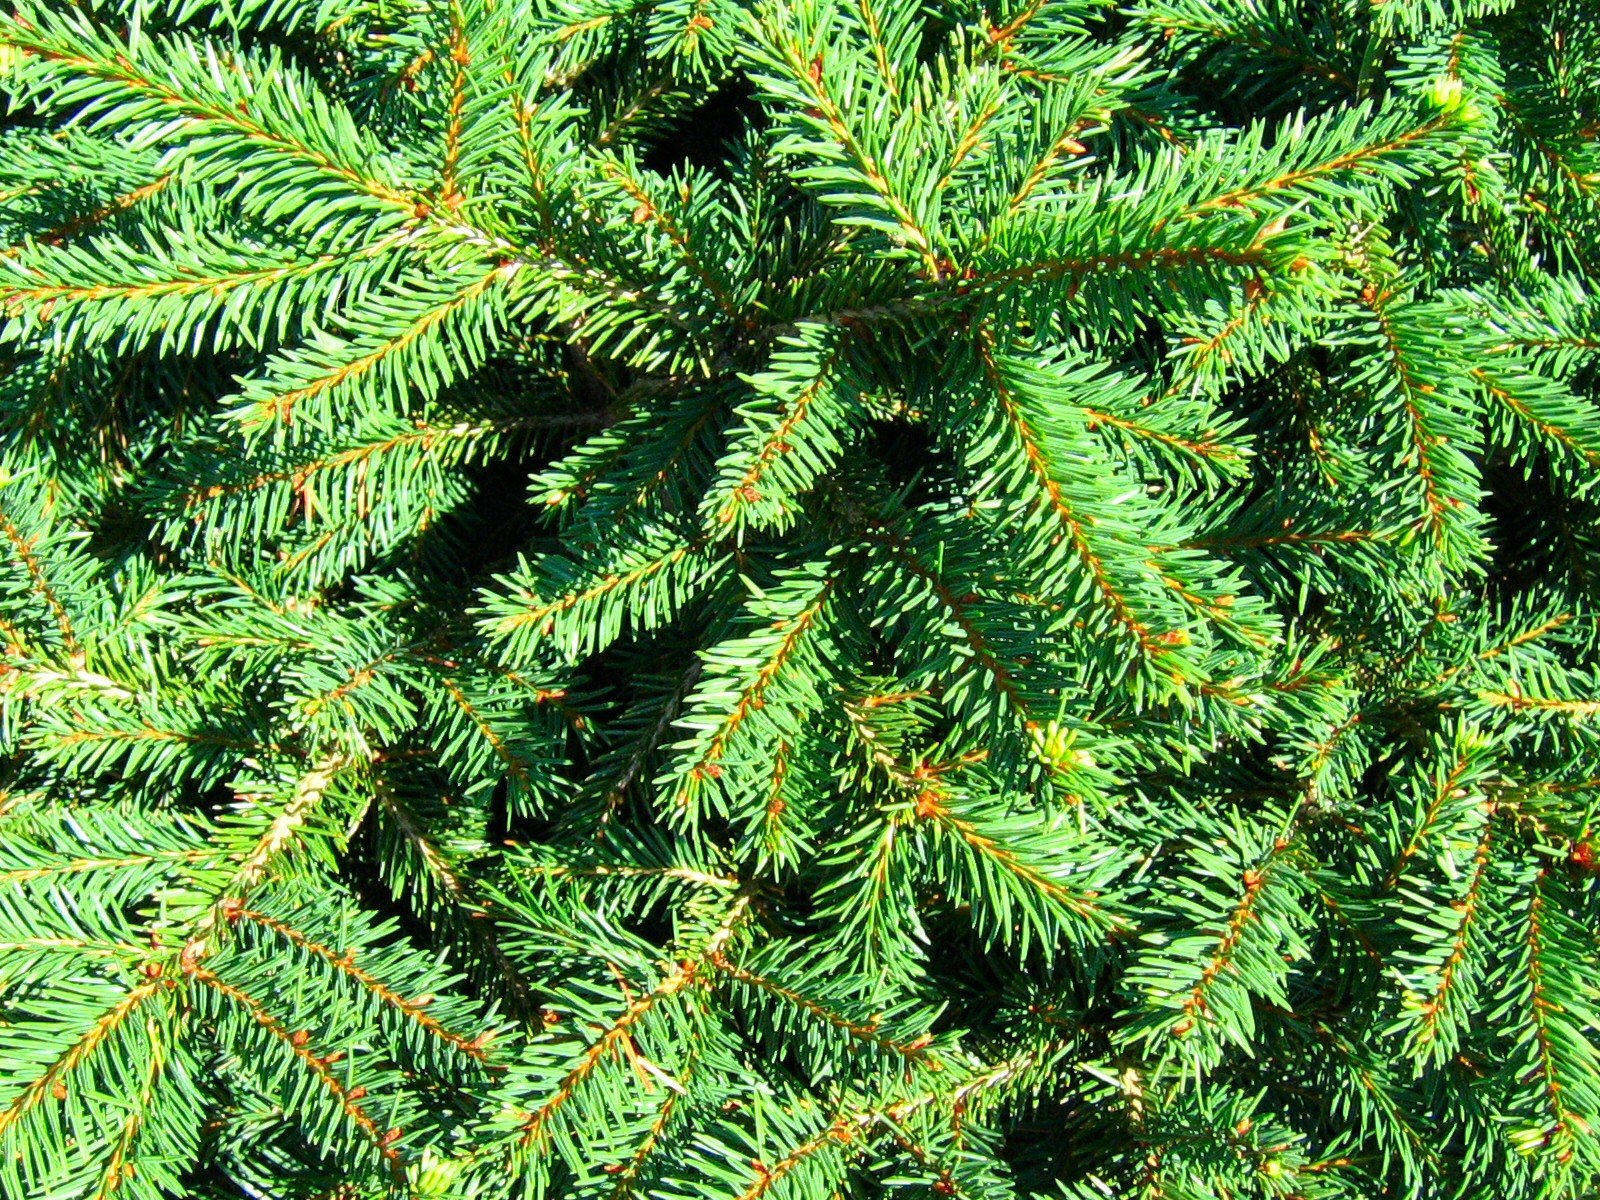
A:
[[1134, 3, 1356, 92], [974, 331, 1165, 659], [0, 504, 79, 657], [1166, 284, 1274, 391], [437, 676, 534, 791], [914, 791, 1118, 928], [0, 23, 414, 209], [0, 846, 219, 885], [735, 1116, 854, 1200], [752, 17, 943, 279], [491, 536, 709, 656], [187, 966, 407, 1178], [860, 531, 1032, 716], [1001, 119, 1092, 216], [518, 979, 688, 1146], [758, 738, 792, 854], [1381, 747, 1480, 891], [91, 1014, 168, 1200], [1480, 690, 1600, 717], [983, 0, 1048, 48], [49, 725, 260, 753], [521, 863, 739, 889], [1180, 529, 1377, 552], [710, 340, 849, 528], [1356, 283, 1472, 550], [1167, 834, 1300, 1039], [1474, 367, 1600, 467], [707, 950, 940, 1062], [0, 978, 169, 1139], [1081, 405, 1243, 463], [180, 754, 350, 965], [593, 662, 702, 822], [439, 1, 471, 209], [726, 1050, 1049, 1200], [606, 1049, 700, 1200], [598, 158, 738, 316], [676, 575, 836, 795], [1185, 112, 1455, 217], [1404, 815, 1495, 1060], [2, 2, 1596, 1190], [373, 779, 538, 1017], [300, 647, 415, 721], [968, 242, 1272, 293], [181, 416, 540, 513], [0, 936, 144, 958], [235, 906, 492, 1061], [1, 172, 173, 257], [1521, 872, 1586, 1156], [856, 0, 904, 100], [1, 247, 355, 311], [249, 263, 515, 427], [518, 894, 751, 1147]]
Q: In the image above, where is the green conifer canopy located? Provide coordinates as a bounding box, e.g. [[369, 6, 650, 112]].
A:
[[2, 0, 1600, 1195]]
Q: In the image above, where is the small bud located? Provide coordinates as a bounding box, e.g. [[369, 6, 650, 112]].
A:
[[1427, 76, 1464, 112]]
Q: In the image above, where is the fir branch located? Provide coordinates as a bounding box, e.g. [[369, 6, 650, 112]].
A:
[[517, 895, 751, 1147], [188, 966, 408, 1178], [180, 754, 350, 965], [707, 950, 940, 1063], [235, 906, 492, 1062], [974, 331, 1167, 659], [0, 21, 413, 208], [0, 978, 169, 1140], [1479, 690, 1600, 718], [0, 503, 79, 658], [1403, 814, 1495, 1062], [675, 575, 837, 797], [247, 263, 516, 428]]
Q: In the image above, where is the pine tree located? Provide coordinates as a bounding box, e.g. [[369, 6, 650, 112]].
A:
[[2, 0, 1599, 1195]]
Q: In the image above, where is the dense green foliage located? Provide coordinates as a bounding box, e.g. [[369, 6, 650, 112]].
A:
[[2, 0, 1600, 1196]]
